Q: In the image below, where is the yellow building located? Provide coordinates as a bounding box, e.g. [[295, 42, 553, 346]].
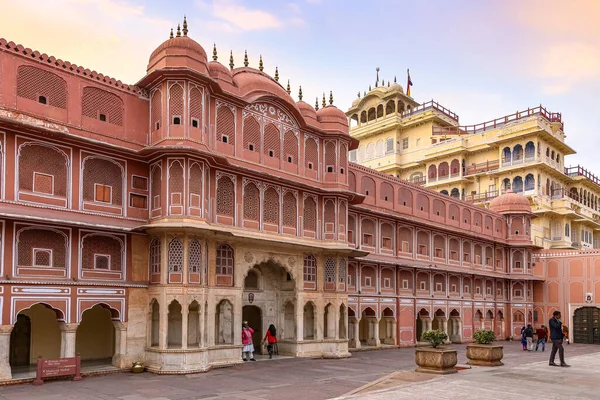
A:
[[347, 83, 600, 249]]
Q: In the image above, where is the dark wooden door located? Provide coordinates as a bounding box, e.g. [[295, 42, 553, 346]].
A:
[[10, 314, 31, 366], [574, 307, 600, 344]]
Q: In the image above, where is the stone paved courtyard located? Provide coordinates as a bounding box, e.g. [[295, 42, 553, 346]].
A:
[[0, 343, 598, 400]]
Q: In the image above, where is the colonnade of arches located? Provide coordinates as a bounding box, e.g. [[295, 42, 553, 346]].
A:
[[7, 303, 123, 374]]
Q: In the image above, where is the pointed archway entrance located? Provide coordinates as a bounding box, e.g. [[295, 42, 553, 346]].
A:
[[243, 260, 296, 356]]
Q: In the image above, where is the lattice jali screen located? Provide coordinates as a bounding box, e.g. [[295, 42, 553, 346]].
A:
[[324, 200, 335, 225], [263, 123, 280, 158], [282, 192, 297, 228], [82, 87, 124, 126], [82, 157, 123, 205], [17, 66, 67, 109], [81, 234, 123, 271], [263, 188, 280, 224], [338, 201, 347, 226], [149, 238, 161, 274], [168, 161, 184, 206], [189, 86, 203, 126], [325, 142, 336, 167], [18, 143, 68, 196], [17, 228, 67, 268], [216, 106, 235, 146], [338, 259, 346, 284], [339, 143, 347, 170], [169, 84, 184, 122], [303, 197, 316, 231], [305, 138, 318, 171], [324, 257, 336, 283], [216, 244, 234, 275], [168, 237, 183, 272], [243, 182, 259, 221], [189, 163, 203, 207], [283, 131, 298, 164], [151, 90, 162, 129], [188, 238, 202, 274], [216, 176, 235, 216], [151, 165, 162, 209], [243, 116, 260, 150], [303, 254, 316, 282]]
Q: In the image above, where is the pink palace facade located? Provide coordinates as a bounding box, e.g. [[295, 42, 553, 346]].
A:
[[0, 20, 581, 379]]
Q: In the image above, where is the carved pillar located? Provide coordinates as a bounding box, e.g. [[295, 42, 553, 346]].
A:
[[391, 319, 397, 345], [59, 323, 78, 358], [181, 305, 189, 350], [296, 301, 304, 342], [353, 319, 361, 349], [112, 321, 127, 368], [183, 235, 189, 285], [159, 294, 168, 350], [441, 318, 448, 334], [0, 325, 13, 380], [372, 318, 380, 347]]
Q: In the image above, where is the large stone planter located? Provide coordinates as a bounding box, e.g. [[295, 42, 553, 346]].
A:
[[415, 347, 457, 374], [466, 343, 504, 366]]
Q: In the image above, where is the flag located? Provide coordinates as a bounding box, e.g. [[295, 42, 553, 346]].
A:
[[406, 69, 413, 97]]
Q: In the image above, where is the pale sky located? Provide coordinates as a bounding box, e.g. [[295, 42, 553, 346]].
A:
[[2, 0, 599, 172]]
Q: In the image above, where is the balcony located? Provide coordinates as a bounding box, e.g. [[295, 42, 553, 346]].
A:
[[432, 105, 563, 136], [464, 160, 499, 176], [565, 165, 600, 189], [405, 100, 460, 122], [406, 176, 426, 186], [501, 154, 535, 167], [464, 190, 499, 203]]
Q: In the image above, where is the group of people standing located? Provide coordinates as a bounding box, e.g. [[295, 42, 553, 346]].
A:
[[241, 321, 278, 362], [521, 311, 570, 367]]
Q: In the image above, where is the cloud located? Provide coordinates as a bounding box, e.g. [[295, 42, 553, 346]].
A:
[[197, 0, 305, 32], [537, 42, 600, 94]]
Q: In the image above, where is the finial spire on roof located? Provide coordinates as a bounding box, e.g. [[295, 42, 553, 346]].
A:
[[170, 28, 174, 39], [229, 51, 234, 70], [382, 79, 385, 86], [376, 67, 380, 87], [212, 43, 218, 61], [363, 91, 366, 96], [357, 91, 360, 98], [176, 24, 181, 37], [183, 15, 188, 36], [259, 55, 264, 71], [368, 84, 372, 91], [244, 50, 249, 67], [315, 97, 319, 110], [274, 67, 279, 82], [329, 91, 333, 105], [387, 81, 390, 87], [394, 75, 397, 83], [286, 80, 291, 95], [299, 86, 303, 101], [322, 93, 326, 108]]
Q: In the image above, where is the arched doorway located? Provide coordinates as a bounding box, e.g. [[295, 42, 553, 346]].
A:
[[10, 304, 61, 369], [9, 315, 31, 367], [76, 304, 116, 362], [242, 305, 263, 353], [573, 307, 600, 344]]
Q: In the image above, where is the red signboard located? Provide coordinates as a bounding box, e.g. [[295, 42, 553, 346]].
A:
[[32, 355, 82, 385]]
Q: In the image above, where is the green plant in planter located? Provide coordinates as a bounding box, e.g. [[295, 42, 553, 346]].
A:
[[421, 330, 448, 348], [473, 329, 496, 344]]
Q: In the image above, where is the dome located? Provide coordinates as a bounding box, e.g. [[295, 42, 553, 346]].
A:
[[297, 101, 317, 120], [147, 36, 208, 73], [232, 68, 292, 102], [316, 105, 349, 134], [489, 189, 531, 214], [388, 83, 404, 93], [208, 61, 233, 83]]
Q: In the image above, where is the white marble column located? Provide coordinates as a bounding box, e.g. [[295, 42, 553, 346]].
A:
[[0, 325, 13, 380], [181, 306, 189, 350], [59, 323, 78, 358], [391, 319, 397, 345], [112, 321, 127, 368]]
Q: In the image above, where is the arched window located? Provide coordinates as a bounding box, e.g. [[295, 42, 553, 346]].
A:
[[513, 176, 523, 193], [513, 144, 523, 161], [168, 237, 183, 273], [216, 244, 234, 281], [525, 174, 535, 191], [440, 190, 449, 195], [450, 188, 460, 198], [428, 165, 437, 181], [525, 141, 535, 160], [502, 147, 511, 165], [303, 254, 317, 284], [324, 257, 336, 285], [149, 238, 161, 283], [502, 178, 510, 191]]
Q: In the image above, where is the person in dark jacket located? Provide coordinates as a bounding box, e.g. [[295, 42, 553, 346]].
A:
[[524, 324, 534, 351], [549, 311, 569, 367]]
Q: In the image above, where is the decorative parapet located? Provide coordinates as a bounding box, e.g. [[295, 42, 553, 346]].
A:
[[0, 38, 148, 97]]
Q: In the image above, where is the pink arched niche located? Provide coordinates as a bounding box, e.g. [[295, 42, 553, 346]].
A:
[[12, 300, 67, 324], [78, 300, 123, 322], [398, 306, 415, 343]]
